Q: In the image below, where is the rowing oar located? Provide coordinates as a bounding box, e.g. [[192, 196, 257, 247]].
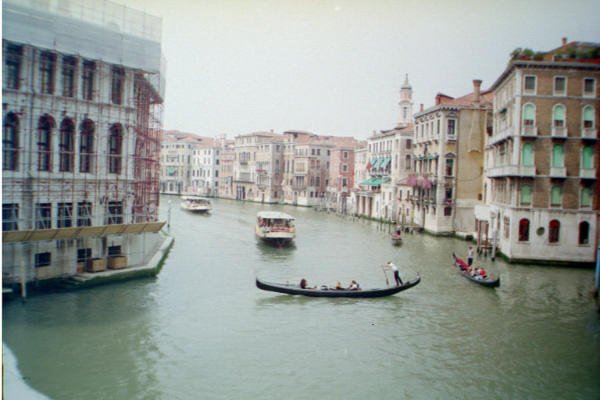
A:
[[382, 265, 389, 286]]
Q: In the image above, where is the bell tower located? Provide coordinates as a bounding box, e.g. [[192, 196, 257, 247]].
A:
[[398, 74, 413, 127]]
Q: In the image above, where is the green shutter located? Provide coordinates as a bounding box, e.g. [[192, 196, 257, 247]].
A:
[[522, 143, 534, 167], [551, 186, 562, 206], [521, 185, 531, 205], [581, 187, 592, 207], [582, 146, 593, 169], [553, 105, 565, 121], [583, 106, 594, 124], [552, 144, 564, 167], [523, 104, 535, 120]]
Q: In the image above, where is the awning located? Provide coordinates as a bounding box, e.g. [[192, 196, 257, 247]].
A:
[[371, 158, 381, 168], [380, 157, 391, 168], [359, 178, 383, 186]]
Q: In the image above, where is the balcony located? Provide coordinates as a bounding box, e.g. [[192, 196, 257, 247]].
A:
[[581, 128, 597, 140], [551, 126, 567, 138], [521, 125, 537, 137], [486, 164, 536, 178], [580, 168, 596, 179], [446, 134, 456, 142], [488, 126, 513, 146], [549, 167, 567, 178]]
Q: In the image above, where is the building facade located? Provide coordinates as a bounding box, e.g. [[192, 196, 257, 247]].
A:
[[483, 40, 599, 263], [2, 0, 166, 286]]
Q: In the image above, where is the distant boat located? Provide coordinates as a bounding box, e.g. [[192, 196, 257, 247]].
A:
[[255, 211, 295, 246], [391, 227, 402, 245], [256, 275, 421, 298], [451, 253, 500, 288], [180, 195, 212, 213]]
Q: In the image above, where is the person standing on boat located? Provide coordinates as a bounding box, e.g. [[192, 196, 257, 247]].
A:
[[386, 261, 403, 286], [467, 246, 475, 266]]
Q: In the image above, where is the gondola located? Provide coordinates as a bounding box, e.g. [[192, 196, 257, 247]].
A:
[[391, 232, 402, 245], [255, 275, 421, 298], [451, 253, 500, 288]]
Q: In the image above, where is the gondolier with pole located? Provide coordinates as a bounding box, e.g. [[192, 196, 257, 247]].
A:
[[385, 261, 403, 287]]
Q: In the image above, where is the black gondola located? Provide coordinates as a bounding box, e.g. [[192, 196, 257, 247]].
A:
[[255, 275, 421, 298], [451, 253, 500, 288]]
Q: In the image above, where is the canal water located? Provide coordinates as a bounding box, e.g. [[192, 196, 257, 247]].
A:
[[3, 196, 600, 399]]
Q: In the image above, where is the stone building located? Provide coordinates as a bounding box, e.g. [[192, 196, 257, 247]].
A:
[[411, 80, 493, 235], [2, 0, 167, 288], [482, 39, 599, 264]]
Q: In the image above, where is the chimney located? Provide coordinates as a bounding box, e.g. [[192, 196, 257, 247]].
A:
[[561, 37, 567, 46], [473, 79, 482, 103], [420, 103, 424, 112]]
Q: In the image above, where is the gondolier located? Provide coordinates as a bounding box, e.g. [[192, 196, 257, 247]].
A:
[[386, 261, 403, 286]]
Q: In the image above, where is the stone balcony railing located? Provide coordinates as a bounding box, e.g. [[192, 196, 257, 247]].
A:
[[549, 166, 567, 178], [551, 126, 567, 138], [580, 168, 596, 179], [581, 128, 597, 139], [521, 124, 537, 137], [486, 164, 536, 178]]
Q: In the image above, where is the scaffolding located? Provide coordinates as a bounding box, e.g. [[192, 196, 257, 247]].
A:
[[2, 0, 165, 287]]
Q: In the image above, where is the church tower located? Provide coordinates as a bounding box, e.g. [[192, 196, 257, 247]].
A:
[[397, 74, 413, 127]]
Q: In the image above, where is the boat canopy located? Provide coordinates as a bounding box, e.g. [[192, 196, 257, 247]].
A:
[[257, 211, 295, 220]]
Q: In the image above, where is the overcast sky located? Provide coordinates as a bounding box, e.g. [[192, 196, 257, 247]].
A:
[[118, 0, 600, 139]]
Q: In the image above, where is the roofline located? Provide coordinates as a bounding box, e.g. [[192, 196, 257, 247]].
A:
[[491, 59, 600, 90]]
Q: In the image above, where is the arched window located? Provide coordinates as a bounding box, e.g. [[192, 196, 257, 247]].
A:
[[2, 112, 19, 171], [79, 119, 95, 173], [549, 219, 560, 243], [59, 118, 74, 172], [523, 103, 535, 127], [108, 123, 123, 174], [553, 104, 566, 127], [582, 145, 594, 170], [518, 218, 530, 242], [579, 221, 590, 245], [580, 186, 592, 208], [583, 105, 595, 129], [37, 114, 55, 171], [522, 143, 534, 167], [550, 186, 562, 207]]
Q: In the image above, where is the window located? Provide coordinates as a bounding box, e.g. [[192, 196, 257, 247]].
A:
[[79, 119, 95, 173], [107, 201, 123, 225], [59, 118, 75, 172], [548, 220, 560, 243], [579, 221, 590, 245], [582, 105, 595, 129], [553, 104, 566, 128], [550, 186, 562, 207], [523, 103, 535, 127], [108, 124, 123, 174], [342, 178, 347, 187], [111, 67, 125, 105], [2, 203, 19, 231], [57, 203, 73, 228], [445, 158, 454, 176], [82, 61, 95, 100], [38, 115, 54, 171], [522, 143, 534, 167], [108, 245, 122, 257], [554, 76, 566, 95], [524, 75, 536, 93], [342, 164, 348, 172], [504, 217, 510, 239], [582, 145, 594, 170], [444, 207, 452, 216], [447, 119, 456, 136], [35, 252, 51, 268], [520, 184, 532, 205], [518, 218, 530, 241], [580, 187, 592, 208], [552, 144, 564, 167], [4, 44, 22, 90], [62, 56, 77, 97], [583, 78, 595, 96], [405, 155, 411, 170], [77, 202, 92, 227], [406, 139, 412, 149], [36, 203, 52, 229], [39, 52, 56, 94], [77, 248, 92, 263], [3, 113, 19, 171], [343, 151, 348, 159]]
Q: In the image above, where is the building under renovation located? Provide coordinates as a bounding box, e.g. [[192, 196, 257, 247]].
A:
[[2, 0, 168, 292]]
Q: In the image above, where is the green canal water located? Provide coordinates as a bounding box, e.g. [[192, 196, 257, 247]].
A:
[[3, 196, 600, 399]]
